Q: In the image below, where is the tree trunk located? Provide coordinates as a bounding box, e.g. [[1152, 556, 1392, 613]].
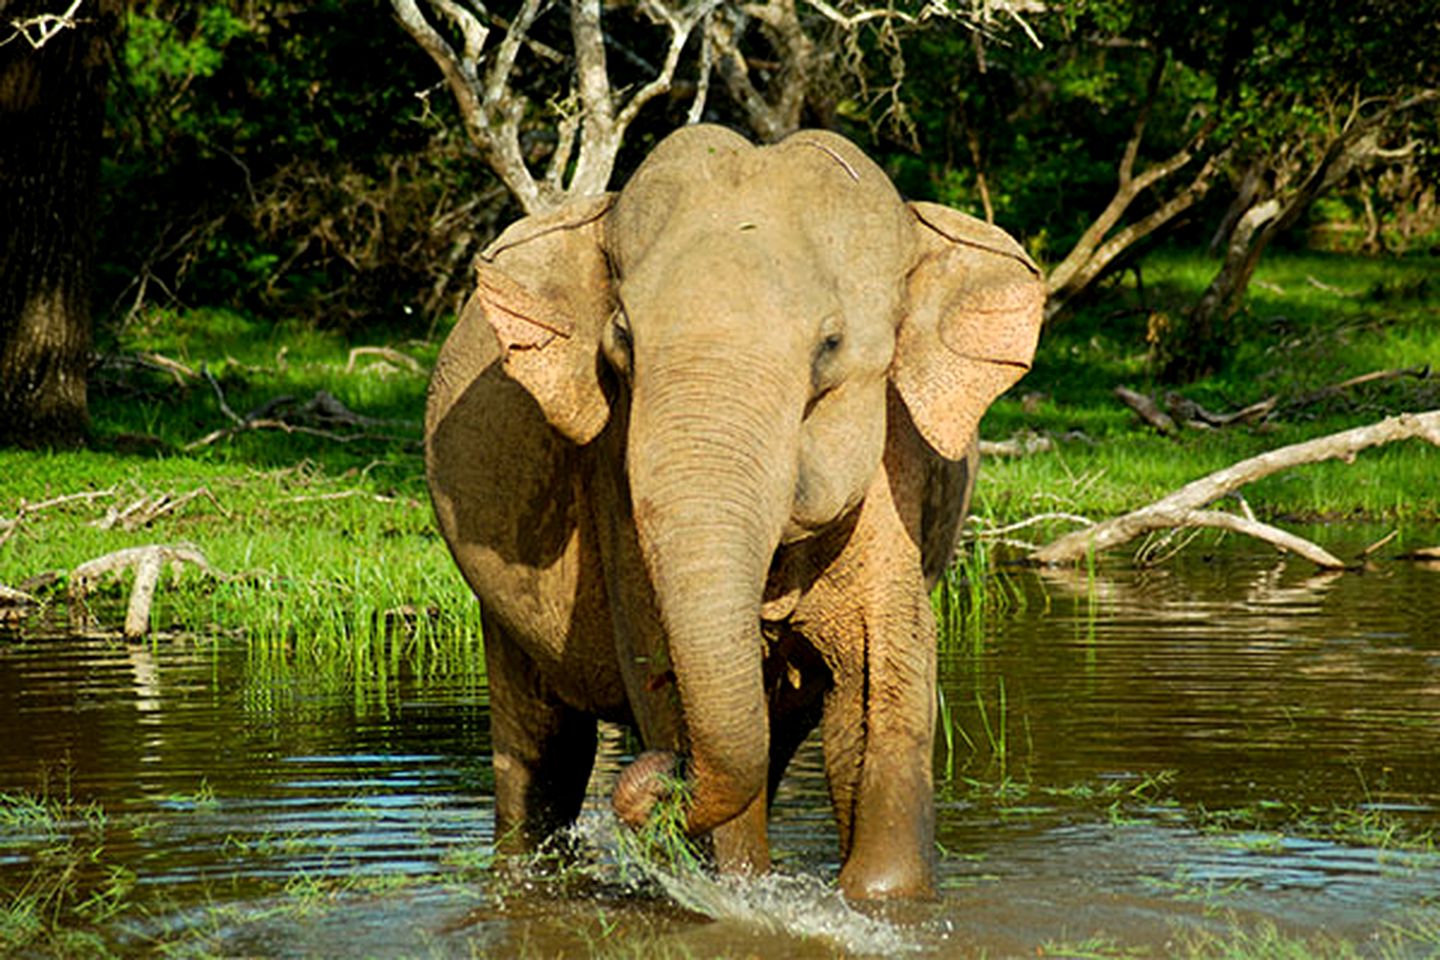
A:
[[1164, 89, 1439, 383], [0, 0, 117, 448], [1042, 54, 1222, 324]]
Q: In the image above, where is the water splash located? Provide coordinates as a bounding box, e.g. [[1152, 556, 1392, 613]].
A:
[[564, 810, 920, 956]]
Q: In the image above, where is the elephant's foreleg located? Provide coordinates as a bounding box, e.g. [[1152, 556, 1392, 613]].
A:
[[809, 453, 939, 898], [483, 611, 597, 853], [832, 586, 937, 900]]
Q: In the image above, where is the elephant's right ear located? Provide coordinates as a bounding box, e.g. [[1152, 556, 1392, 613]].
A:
[[463, 194, 616, 445]]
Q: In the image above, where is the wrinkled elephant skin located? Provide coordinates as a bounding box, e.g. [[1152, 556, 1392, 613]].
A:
[[424, 124, 1044, 899]]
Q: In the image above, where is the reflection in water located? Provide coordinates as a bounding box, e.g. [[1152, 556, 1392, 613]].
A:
[[2, 538, 1440, 955]]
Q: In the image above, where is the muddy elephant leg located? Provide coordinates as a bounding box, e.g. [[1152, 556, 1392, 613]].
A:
[[483, 610, 597, 853], [709, 789, 770, 874], [812, 456, 938, 898], [831, 582, 936, 900]]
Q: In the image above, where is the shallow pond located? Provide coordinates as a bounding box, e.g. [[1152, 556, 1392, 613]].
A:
[[4, 533, 1440, 957]]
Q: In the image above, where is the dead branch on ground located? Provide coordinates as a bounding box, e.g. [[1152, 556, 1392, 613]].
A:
[[68, 543, 231, 638], [187, 367, 420, 450], [95, 351, 199, 386], [963, 511, 1093, 551], [1115, 386, 1178, 435], [1119, 364, 1431, 437], [1, 583, 39, 608], [1028, 410, 1440, 567], [1165, 393, 1278, 429], [345, 346, 425, 376], [1, 488, 118, 548], [978, 433, 1055, 457], [1286, 364, 1431, 411], [92, 488, 228, 532]]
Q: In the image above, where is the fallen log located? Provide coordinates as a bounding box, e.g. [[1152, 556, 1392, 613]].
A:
[[1028, 410, 1440, 566], [1114, 386, 1178, 435]]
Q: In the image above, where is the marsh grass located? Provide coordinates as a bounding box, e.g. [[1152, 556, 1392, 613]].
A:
[[1, 305, 465, 669], [0, 790, 144, 956], [614, 775, 707, 882]]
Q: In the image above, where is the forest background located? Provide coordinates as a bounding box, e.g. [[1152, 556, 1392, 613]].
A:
[[1, 0, 1439, 634]]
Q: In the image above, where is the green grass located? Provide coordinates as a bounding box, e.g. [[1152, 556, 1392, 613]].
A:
[[979, 246, 1440, 529], [3, 247, 1437, 654], [2, 307, 481, 671]]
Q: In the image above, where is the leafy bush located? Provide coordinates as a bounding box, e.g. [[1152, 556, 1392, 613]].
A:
[[99, 0, 506, 336]]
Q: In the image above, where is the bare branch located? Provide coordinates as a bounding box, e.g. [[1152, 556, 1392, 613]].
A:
[[687, 18, 716, 125], [1045, 107, 1222, 316], [801, 0, 912, 30], [1114, 386, 1179, 435], [69, 543, 230, 638], [1, 487, 118, 548], [3, 0, 85, 49], [345, 346, 426, 376], [1029, 410, 1440, 566]]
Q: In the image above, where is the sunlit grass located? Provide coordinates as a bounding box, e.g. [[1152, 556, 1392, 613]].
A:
[[980, 246, 1440, 526]]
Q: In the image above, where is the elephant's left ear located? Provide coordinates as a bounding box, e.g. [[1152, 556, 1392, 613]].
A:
[[891, 202, 1045, 460]]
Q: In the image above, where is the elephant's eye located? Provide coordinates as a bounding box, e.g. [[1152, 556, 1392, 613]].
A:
[[604, 308, 634, 378], [810, 328, 845, 404]]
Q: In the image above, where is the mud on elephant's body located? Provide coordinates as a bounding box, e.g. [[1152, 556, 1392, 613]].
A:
[[425, 124, 1043, 899]]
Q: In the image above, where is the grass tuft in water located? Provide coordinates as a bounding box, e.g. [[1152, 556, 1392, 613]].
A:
[[614, 772, 706, 882]]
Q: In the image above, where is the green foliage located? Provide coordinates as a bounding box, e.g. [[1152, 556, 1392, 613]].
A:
[[0, 306, 479, 664], [100, 1, 500, 335]]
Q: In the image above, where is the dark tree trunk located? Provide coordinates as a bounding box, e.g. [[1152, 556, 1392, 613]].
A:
[[0, 0, 118, 448]]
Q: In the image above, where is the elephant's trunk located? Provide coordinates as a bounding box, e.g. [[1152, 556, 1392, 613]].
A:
[[624, 345, 801, 836]]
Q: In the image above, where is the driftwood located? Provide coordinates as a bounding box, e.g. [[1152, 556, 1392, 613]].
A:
[[0, 583, 39, 609], [1029, 410, 1440, 567], [68, 543, 231, 638], [964, 511, 1094, 552], [1398, 546, 1440, 562]]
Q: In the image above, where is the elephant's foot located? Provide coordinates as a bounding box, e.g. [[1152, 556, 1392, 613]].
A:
[[836, 761, 937, 900], [838, 846, 935, 900]]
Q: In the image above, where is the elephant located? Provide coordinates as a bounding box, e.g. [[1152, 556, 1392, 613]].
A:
[[425, 124, 1043, 900]]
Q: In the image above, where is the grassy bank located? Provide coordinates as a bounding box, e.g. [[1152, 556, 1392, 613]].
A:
[[980, 247, 1440, 528], [1, 249, 1437, 648], [1, 309, 479, 663]]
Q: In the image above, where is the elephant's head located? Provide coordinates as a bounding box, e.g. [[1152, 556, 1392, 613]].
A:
[[459, 124, 1042, 837]]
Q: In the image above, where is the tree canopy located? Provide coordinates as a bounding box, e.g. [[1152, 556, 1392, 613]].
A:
[[2, 0, 1438, 445]]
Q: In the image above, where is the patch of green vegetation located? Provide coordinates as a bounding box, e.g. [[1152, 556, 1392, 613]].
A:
[[978, 248, 1440, 529], [0, 790, 142, 958], [1040, 911, 1440, 960], [2, 309, 481, 673]]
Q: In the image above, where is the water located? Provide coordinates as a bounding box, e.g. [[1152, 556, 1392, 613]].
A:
[[3, 537, 1440, 956]]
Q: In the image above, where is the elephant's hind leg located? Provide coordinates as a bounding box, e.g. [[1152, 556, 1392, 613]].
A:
[[483, 610, 597, 854]]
